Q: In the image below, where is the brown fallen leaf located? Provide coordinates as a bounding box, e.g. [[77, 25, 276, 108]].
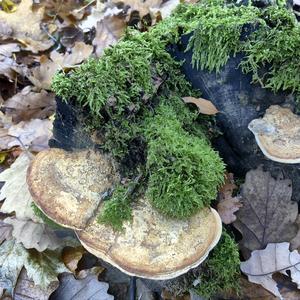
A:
[[241, 242, 300, 299], [0, 0, 54, 52], [29, 42, 93, 90], [59, 26, 85, 48], [217, 173, 242, 224], [14, 268, 58, 300], [3, 86, 56, 122], [182, 96, 219, 115], [4, 217, 63, 252], [62, 246, 86, 274], [93, 16, 126, 57], [233, 168, 298, 253], [217, 197, 242, 225], [0, 118, 53, 151]]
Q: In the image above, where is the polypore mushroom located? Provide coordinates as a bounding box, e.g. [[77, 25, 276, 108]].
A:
[[27, 148, 222, 279], [27, 148, 119, 230], [76, 197, 222, 280], [248, 105, 300, 164]]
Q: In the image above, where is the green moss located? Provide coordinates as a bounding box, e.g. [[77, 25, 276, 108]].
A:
[[195, 231, 240, 299], [188, 3, 261, 72], [31, 203, 63, 230], [144, 100, 225, 218], [97, 185, 133, 231], [240, 6, 300, 93]]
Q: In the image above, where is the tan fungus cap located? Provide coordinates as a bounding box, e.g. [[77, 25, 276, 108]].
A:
[[248, 105, 300, 164], [27, 148, 222, 279], [27, 148, 119, 230]]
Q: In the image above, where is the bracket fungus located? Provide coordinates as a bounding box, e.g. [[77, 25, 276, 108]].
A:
[[27, 148, 222, 280], [248, 105, 300, 164], [27, 148, 119, 230]]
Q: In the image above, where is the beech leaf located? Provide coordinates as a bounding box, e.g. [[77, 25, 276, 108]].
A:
[[233, 168, 298, 252], [182, 96, 219, 115], [50, 273, 114, 300], [241, 242, 300, 299]]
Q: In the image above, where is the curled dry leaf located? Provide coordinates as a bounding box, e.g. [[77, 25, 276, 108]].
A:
[[4, 217, 63, 252], [233, 168, 298, 252], [3, 86, 56, 122], [182, 97, 219, 115], [93, 16, 126, 57], [62, 246, 86, 274], [0, 152, 37, 220], [241, 242, 300, 299], [217, 173, 242, 224], [0, 0, 54, 52], [50, 273, 114, 300], [0, 239, 69, 293]]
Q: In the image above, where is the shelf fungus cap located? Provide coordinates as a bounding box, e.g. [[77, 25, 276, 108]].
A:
[[248, 105, 300, 164], [27, 148, 222, 279], [76, 198, 222, 280], [27, 148, 119, 230]]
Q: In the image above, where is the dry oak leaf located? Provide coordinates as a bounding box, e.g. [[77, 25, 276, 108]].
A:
[[217, 173, 242, 224], [0, 0, 54, 52], [241, 242, 300, 299], [4, 217, 63, 252], [29, 42, 93, 90], [13, 268, 58, 300], [50, 273, 114, 300], [233, 168, 298, 252], [182, 97, 219, 115], [3, 86, 56, 122], [0, 239, 69, 293], [0, 152, 37, 220]]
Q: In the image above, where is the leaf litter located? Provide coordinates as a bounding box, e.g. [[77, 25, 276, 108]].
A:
[[1, 0, 300, 299]]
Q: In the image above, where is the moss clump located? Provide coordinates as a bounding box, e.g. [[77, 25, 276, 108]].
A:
[[31, 203, 63, 230], [188, 1, 300, 94], [195, 231, 240, 299], [144, 100, 225, 218], [97, 185, 133, 231], [240, 6, 300, 93], [188, 3, 261, 72]]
